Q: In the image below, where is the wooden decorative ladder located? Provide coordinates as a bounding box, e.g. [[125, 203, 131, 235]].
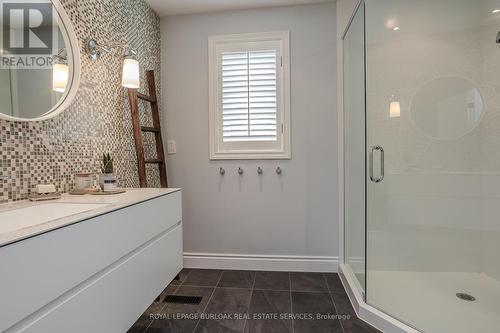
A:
[[127, 70, 168, 188]]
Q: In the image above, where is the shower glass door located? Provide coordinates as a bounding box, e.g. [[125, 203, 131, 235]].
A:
[[365, 0, 500, 332], [343, 1, 366, 295]]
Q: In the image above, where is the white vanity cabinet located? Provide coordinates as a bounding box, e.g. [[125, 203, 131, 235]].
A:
[[0, 190, 183, 333]]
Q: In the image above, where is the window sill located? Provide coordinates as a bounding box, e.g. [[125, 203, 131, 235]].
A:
[[210, 150, 291, 160]]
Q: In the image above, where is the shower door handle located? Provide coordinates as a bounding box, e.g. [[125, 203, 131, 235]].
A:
[[369, 145, 385, 183]]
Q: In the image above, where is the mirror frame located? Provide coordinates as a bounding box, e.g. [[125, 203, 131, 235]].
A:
[[0, 0, 81, 122]]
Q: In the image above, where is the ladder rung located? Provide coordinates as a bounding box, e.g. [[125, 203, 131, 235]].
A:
[[137, 92, 156, 103], [141, 126, 160, 133], [145, 159, 163, 164]]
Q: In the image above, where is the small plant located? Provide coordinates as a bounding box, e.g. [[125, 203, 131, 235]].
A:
[[101, 153, 114, 174]]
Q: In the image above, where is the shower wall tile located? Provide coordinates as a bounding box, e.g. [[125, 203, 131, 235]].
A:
[[0, 0, 162, 203]]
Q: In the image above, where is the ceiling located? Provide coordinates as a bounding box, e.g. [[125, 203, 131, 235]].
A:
[[145, 0, 334, 17]]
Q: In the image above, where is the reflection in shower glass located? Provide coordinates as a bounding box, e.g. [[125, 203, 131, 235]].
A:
[[410, 76, 484, 139]]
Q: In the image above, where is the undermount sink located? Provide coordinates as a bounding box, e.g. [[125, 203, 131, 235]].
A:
[[0, 202, 109, 235]]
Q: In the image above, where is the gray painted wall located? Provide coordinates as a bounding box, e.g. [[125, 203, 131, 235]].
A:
[[161, 3, 338, 258]]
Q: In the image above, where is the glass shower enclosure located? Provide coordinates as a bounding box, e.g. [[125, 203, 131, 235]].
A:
[[342, 0, 500, 332]]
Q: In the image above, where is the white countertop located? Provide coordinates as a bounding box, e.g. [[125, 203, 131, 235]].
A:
[[0, 188, 181, 247]]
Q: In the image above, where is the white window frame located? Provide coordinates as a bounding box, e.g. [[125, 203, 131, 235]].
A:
[[208, 31, 291, 160]]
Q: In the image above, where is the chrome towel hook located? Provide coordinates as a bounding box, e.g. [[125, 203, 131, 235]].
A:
[[276, 166, 282, 175], [257, 167, 263, 175], [238, 167, 244, 175], [219, 167, 225, 175]]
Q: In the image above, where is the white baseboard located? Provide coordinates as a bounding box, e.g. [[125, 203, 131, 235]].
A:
[[184, 252, 338, 272]]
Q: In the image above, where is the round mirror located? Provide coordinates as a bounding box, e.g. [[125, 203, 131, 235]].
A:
[[410, 76, 484, 139], [0, 0, 80, 121]]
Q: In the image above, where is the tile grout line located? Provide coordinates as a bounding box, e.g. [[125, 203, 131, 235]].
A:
[[287, 288, 335, 293], [324, 273, 346, 333], [289, 272, 294, 333], [253, 287, 291, 292], [242, 271, 257, 332], [182, 284, 257, 290], [182, 284, 333, 292], [191, 270, 224, 333]]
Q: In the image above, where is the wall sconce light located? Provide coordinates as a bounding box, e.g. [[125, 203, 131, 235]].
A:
[[52, 49, 68, 93], [389, 94, 401, 118], [122, 55, 140, 89], [84, 37, 140, 89]]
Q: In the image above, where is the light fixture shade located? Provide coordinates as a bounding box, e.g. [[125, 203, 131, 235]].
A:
[[52, 63, 69, 93], [389, 95, 401, 118], [122, 57, 140, 89]]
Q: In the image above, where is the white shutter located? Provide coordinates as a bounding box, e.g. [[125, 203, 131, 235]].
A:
[[222, 50, 278, 142], [209, 31, 290, 160]]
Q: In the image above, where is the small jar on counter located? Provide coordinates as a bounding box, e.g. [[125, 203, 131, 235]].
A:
[[103, 179, 118, 192], [75, 173, 93, 191]]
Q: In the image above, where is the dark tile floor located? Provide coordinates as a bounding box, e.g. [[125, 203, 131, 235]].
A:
[[128, 269, 381, 333]]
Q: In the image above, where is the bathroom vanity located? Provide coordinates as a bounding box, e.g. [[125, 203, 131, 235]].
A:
[[0, 188, 182, 333]]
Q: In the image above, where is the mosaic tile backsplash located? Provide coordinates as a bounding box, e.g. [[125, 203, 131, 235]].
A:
[[0, 0, 162, 203]]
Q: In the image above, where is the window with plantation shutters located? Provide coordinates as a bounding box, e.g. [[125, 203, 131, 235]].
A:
[[209, 32, 291, 160], [222, 50, 278, 142]]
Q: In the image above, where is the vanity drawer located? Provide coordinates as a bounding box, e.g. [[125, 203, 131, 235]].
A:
[[18, 223, 183, 333], [0, 191, 181, 332]]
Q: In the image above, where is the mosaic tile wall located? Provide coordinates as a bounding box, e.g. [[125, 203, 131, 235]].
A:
[[0, 0, 162, 203]]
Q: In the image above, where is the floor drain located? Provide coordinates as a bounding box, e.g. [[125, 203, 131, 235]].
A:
[[456, 293, 476, 302]]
